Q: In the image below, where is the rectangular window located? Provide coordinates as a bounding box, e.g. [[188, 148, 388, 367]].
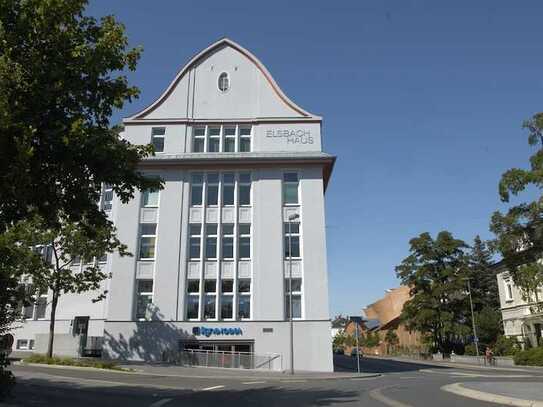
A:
[[151, 127, 165, 153], [505, 280, 514, 301], [187, 295, 199, 319], [284, 222, 301, 258], [204, 295, 216, 319], [283, 173, 299, 205], [238, 224, 251, 259], [102, 183, 113, 211], [142, 189, 159, 207], [223, 126, 236, 152], [192, 127, 205, 153], [136, 280, 153, 319], [204, 279, 216, 293], [206, 173, 219, 206], [190, 173, 203, 206], [205, 224, 218, 259], [221, 295, 233, 319], [189, 224, 202, 259], [29, 339, 35, 350], [239, 126, 251, 152], [208, 126, 220, 153], [285, 278, 302, 319], [238, 290, 251, 319], [139, 223, 157, 260], [16, 339, 29, 350], [222, 173, 235, 206], [187, 279, 200, 293], [238, 173, 251, 206], [35, 296, 47, 319], [221, 279, 233, 293], [222, 224, 234, 259]]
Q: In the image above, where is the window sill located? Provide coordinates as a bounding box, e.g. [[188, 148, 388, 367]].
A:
[[138, 258, 155, 262]]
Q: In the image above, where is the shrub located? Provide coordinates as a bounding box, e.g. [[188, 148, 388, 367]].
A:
[[24, 354, 122, 370], [494, 336, 521, 356], [0, 354, 15, 400], [513, 347, 543, 366]]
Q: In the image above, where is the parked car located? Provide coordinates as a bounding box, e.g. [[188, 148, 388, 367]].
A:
[[351, 348, 363, 358]]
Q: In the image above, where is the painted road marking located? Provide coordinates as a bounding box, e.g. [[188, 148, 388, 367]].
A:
[[200, 385, 225, 391], [241, 381, 267, 385], [149, 399, 173, 407], [421, 369, 533, 378], [280, 380, 307, 383], [369, 386, 414, 407], [398, 376, 418, 379]]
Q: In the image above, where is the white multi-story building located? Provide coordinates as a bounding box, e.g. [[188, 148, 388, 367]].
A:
[[497, 270, 542, 348], [11, 38, 335, 372]]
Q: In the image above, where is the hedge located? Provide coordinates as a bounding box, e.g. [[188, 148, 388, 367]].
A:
[[24, 354, 124, 370], [513, 347, 543, 366]]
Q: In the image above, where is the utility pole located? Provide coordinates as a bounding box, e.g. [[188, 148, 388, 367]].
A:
[[288, 213, 299, 375], [465, 278, 480, 358]]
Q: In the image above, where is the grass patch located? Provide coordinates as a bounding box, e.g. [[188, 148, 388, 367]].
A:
[[23, 354, 126, 371]]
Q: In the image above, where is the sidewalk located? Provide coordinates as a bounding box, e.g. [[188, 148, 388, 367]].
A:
[[369, 355, 543, 373], [119, 362, 380, 380], [16, 361, 380, 381], [443, 382, 543, 407]]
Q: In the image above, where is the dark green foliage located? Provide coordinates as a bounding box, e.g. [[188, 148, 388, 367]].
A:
[[494, 336, 521, 356], [396, 231, 471, 353], [468, 236, 499, 310], [491, 112, 543, 308], [474, 307, 503, 346], [363, 331, 381, 348], [513, 346, 543, 366]]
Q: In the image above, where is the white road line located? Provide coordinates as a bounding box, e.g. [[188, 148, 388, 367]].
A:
[[398, 376, 417, 379], [149, 399, 173, 407], [368, 386, 414, 407], [241, 381, 267, 385], [200, 385, 225, 391], [280, 379, 307, 383]]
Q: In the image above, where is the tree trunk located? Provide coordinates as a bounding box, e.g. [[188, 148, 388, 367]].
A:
[[46, 291, 59, 358]]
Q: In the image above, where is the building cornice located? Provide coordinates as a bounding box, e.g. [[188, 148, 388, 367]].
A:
[[123, 117, 322, 126], [139, 152, 336, 191]]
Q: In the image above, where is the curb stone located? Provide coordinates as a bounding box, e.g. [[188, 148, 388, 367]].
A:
[[441, 382, 543, 407], [13, 361, 381, 382]]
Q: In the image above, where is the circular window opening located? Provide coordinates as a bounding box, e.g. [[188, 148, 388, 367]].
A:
[[218, 72, 229, 92]]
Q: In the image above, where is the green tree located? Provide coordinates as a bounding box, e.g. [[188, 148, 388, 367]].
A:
[[363, 331, 381, 348], [396, 231, 471, 353], [491, 112, 543, 310], [467, 236, 499, 310], [333, 332, 346, 350], [14, 215, 130, 358], [474, 306, 503, 346], [0, 0, 161, 393], [384, 329, 399, 354]]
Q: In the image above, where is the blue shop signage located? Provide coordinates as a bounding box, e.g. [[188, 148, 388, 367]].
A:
[[192, 326, 242, 337]]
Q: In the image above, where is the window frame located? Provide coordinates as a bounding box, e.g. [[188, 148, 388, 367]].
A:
[[135, 279, 154, 320], [284, 221, 302, 259], [237, 278, 252, 320], [285, 277, 303, 319], [192, 127, 206, 153], [239, 126, 252, 152], [238, 224, 251, 260], [189, 223, 202, 260], [142, 188, 160, 208], [283, 172, 300, 205], [138, 223, 158, 260], [190, 173, 204, 207], [151, 127, 165, 153]]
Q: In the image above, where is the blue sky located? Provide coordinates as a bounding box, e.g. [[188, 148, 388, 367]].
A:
[[89, 1, 543, 318]]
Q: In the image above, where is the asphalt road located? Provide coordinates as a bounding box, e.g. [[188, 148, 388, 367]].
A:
[[3, 356, 543, 406]]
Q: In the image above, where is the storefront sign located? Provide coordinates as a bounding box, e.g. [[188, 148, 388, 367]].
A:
[[265, 129, 314, 145], [192, 326, 243, 337]]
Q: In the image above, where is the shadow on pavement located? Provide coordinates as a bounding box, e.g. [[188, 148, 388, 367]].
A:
[[334, 354, 449, 373], [9, 376, 359, 407]]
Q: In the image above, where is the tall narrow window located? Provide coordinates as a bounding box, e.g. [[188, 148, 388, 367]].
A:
[[208, 126, 220, 153], [505, 280, 514, 301], [221, 278, 234, 320], [190, 173, 203, 206], [238, 279, 251, 319], [101, 183, 113, 211], [206, 173, 219, 206], [218, 72, 229, 92], [205, 224, 218, 259], [238, 224, 251, 259], [189, 224, 202, 259], [142, 189, 159, 207], [151, 127, 165, 153], [204, 279, 216, 319], [222, 173, 235, 206], [284, 222, 301, 258], [222, 224, 234, 259], [35, 293, 47, 319], [136, 280, 153, 319], [186, 279, 200, 320], [285, 278, 302, 319], [193, 127, 205, 153], [239, 126, 251, 152], [239, 173, 251, 206], [283, 173, 299, 205], [223, 126, 236, 152], [139, 223, 157, 260]]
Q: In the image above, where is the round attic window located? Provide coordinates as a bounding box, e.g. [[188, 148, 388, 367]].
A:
[[218, 72, 229, 92]]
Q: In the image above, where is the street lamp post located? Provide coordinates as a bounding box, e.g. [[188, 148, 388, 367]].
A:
[[349, 316, 362, 373], [288, 213, 299, 375], [464, 278, 480, 358]]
